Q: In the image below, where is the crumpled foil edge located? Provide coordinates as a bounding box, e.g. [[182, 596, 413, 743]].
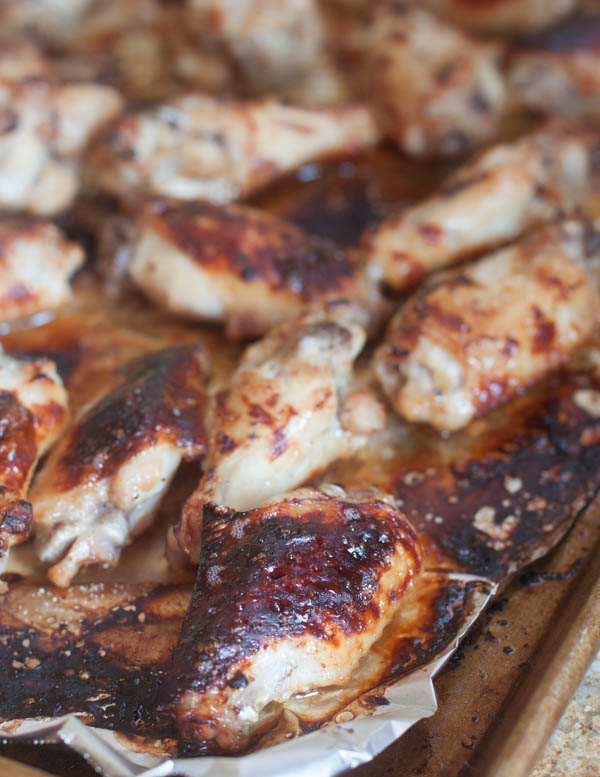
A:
[[0, 574, 497, 777]]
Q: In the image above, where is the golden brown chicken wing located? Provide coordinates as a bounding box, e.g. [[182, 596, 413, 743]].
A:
[[366, 7, 506, 158], [0, 221, 83, 323], [172, 308, 386, 562], [374, 220, 600, 432], [129, 199, 384, 340], [509, 12, 600, 121], [365, 122, 597, 291], [87, 95, 380, 207], [162, 486, 422, 754], [31, 345, 208, 587]]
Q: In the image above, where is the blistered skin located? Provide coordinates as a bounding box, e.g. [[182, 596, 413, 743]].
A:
[[418, 0, 577, 34], [366, 8, 505, 159], [185, 0, 325, 92], [87, 95, 380, 207], [0, 351, 69, 572], [375, 221, 600, 432], [365, 122, 596, 291], [172, 310, 386, 562], [0, 221, 84, 322], [163, 488, 422, 754], [0, 56, 123, 216], [129, 199, 384, 340], [509, 14, 600, 120], [31, 345, 208, 588]]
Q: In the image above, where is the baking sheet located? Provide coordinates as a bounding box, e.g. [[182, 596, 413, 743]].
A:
[[0, 573, 495, 777]]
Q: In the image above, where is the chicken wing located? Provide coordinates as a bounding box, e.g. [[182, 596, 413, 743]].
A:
[[0, 350, 69, 575], [374, 220, 600, 432], [162, 486, 422, 754], [418, 0, 577, 34], [31, 345, 208, 588], [0, 54, 123, 215], [366, 7, 505, 158], [87, 95, 380, 207], [0, 221, 84, 323], [184, 0, 326, 93], [172, 309, 386, 562], [129, 199, 384, 340], [365, 122, 597, 290], [509, 13, 600, 121]]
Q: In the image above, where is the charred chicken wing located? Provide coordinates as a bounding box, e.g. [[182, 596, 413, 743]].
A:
[[374, 221, 600, 432], [31, 345, 208, 588], [172, 309, 386, 562], [87, 95, 380, 207], [129, 199, 384, 340], [365, 122, 597, 291], [163, 487, 422, 754], [0, 350, 68, 574]]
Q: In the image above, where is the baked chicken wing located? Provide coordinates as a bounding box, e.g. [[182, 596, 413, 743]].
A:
[[172, 309, 386, 562], [509, 13, 600, 121], [184, 0, 326, 93], [0, 221, 84, 323], [31, 345, 208, 588], [87, 95, 380, 207], [129, 199, 384, 340], [366, 7, 505, 158], [0, 48, 123, 216], [374, 220, 600, 432], [0, 350, 69, 575], [162, 487, 422, 754], [365, 122, 597, 290]]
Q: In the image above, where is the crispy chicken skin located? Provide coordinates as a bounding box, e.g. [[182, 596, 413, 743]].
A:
[[162, 487, 422, 754], [365, 122, 597, 291], [0, 350, 69, 573], [87, 95, 380, 206], [184, 0, 325, 92], [509, 13, 600, 121], [375, 221, 600, 432], [0, 56, 123, 216], [419, 0, 577, 34], [366, 7, 505, 159], [129, 199, 384, 340], [172, 309, 386, 562], [0, 221, 84, 322], [31, 345, 208, 588]]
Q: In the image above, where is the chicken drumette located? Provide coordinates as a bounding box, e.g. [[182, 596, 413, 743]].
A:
[[172, 308, 386, 562], [365, 122, 597, 291], [375, 221, 600, 432]]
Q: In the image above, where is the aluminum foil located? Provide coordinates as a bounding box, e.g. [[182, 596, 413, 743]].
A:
[[0, 574, 496, 777]]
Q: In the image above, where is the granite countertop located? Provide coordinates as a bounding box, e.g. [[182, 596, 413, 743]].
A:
[[532, 653, 600, 776]]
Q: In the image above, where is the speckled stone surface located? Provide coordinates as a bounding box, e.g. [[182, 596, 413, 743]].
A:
[[532, 653, 600, 777]]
